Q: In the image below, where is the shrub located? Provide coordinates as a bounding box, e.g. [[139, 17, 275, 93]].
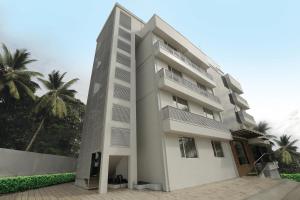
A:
[[281, 173, 300, 182], [0, 173, 75, 194]]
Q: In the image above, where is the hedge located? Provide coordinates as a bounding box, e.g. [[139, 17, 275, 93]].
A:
[[281, 173, 300, 182], [0, 173, 75, 194]]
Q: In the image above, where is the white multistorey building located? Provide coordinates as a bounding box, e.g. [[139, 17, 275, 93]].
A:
[[76, 3, 279, 194]]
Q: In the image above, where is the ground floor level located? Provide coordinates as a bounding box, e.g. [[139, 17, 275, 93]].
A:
[[3, 177, 298, 200]]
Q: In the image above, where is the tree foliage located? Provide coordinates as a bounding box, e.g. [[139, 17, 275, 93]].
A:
[[0, 44, 85, 157], [275, 134, 299, 165]]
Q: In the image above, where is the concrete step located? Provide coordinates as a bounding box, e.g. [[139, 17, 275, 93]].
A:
[[245, 180, 300, 200]]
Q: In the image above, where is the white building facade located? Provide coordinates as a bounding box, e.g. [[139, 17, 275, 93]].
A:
[[76, 4, 267, 193]]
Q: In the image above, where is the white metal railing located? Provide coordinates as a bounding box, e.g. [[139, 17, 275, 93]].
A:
[[162, 106, 228, 131], [154, 41, 213, 81], [158, 69, 221, 104]]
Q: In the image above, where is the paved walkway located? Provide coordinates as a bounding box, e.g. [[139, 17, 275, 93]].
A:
[[0, 177, 282, 200]]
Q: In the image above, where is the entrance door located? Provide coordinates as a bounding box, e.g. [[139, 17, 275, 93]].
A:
[[230, 140, 255, 176]]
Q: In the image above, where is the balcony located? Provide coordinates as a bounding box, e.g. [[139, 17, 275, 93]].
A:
[[157, 69, 224, 111], [154, 41, 216, 88], [237, 111, 256, 127], [161, 106, 232, 140], [231, 92, 250, 110], [224, 74, 243, 94]]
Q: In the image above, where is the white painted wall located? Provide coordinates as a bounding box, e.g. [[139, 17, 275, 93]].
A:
[[0, 148, 76, 177], [164, 135, 237, 191]]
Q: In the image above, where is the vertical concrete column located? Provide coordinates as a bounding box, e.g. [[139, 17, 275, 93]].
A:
[[98, 153, 109, 194], [127, 155, 137, 189]]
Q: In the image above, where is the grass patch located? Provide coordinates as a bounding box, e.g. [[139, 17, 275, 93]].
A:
[[0, 172, 75, 194], [281, 173, 300, 182]]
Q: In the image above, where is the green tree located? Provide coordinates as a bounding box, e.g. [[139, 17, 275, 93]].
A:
[[275, 134, 299, 165], [0, 44, 42, 101], [31, 99, 85, 157], [25, 70, 78, 151], [253, 121, 276, 145]]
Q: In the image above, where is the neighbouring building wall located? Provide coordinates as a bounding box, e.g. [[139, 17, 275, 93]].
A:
[[0, 148, 76, 177], [164, 136, 237, 190]]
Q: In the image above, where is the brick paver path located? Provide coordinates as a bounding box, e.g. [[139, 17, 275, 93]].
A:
[[0, 177, 281, 200]]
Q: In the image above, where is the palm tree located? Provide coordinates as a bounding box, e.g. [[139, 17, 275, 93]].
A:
[[274, 134, 299, 165], [253, 121, 276, 145], [0, 44, 42, 101], [25, 70, 78, 151]]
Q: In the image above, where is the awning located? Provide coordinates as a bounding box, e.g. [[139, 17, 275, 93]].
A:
[[231, 128, 264, 139]]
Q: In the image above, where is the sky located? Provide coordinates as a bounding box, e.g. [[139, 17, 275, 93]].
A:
[[1, 0, 300, 147]]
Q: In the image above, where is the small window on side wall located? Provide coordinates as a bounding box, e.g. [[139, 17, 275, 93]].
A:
[[179, 137, 198, 158], [211, 141, 224, 157]]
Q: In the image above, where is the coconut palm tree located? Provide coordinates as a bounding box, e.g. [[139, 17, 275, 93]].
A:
[[25, 70, 79, 151], [0, 44, 42, 101], [274, 134, 299, 165], [253, 121, 276, 145]]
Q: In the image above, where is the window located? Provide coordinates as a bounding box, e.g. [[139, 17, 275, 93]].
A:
[[168, 66, 182, 81], [204, 108, 214, 120], [179, 137, 198, 158], [211, 141, 224, 157], [197, 82, 206, 91], [173, 96, 189, 111], [234, 141, 249, 165]]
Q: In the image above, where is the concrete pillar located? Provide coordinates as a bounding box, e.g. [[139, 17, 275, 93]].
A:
[[98, 153, 109, 194], [127, 155, 137, 189]]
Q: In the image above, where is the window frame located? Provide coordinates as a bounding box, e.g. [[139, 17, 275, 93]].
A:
[[211, 141, 225, 158], [178, 137, 198, 158], [173, 96, 189, 112]]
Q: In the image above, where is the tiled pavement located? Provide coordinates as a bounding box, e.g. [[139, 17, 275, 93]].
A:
[[0, 177, 282, 200]]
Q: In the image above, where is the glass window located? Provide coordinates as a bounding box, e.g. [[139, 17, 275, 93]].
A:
[[204, 108, 214, 120], [234, 141, 249, 165], [211, 141, 224, 157], [179, 137, 198, 158], [173, 96, 189, 111]]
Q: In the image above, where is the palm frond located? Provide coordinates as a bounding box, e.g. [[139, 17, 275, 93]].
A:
[[15, 80, 36, 100], [59, 78, 79, 91], [7, 80, 20, 99], [38, 78, 53, 90]]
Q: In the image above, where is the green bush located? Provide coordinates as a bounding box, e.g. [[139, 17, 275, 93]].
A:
[[0, 173, 75, 194], [281, 173, 300, 182]]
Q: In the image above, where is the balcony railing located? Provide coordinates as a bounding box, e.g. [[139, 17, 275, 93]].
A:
[[162, 106, 228, 132], [158, 69, 221, 104], [154, 41, 213, 81]]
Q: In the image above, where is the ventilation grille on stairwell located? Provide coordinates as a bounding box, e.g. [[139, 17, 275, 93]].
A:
[[116, 52, 131, 67], [117, 39, 131, 54], [112, 104, 130, 123], [111, 127, 130, 147], [118, 28, 131, 41], [119, 12, 131, 30], [113, 83, 130, 101], [115, 67, 130, 83]]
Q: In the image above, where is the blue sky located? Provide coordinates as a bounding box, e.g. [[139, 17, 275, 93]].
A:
[[1, 0, 300, 146]]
